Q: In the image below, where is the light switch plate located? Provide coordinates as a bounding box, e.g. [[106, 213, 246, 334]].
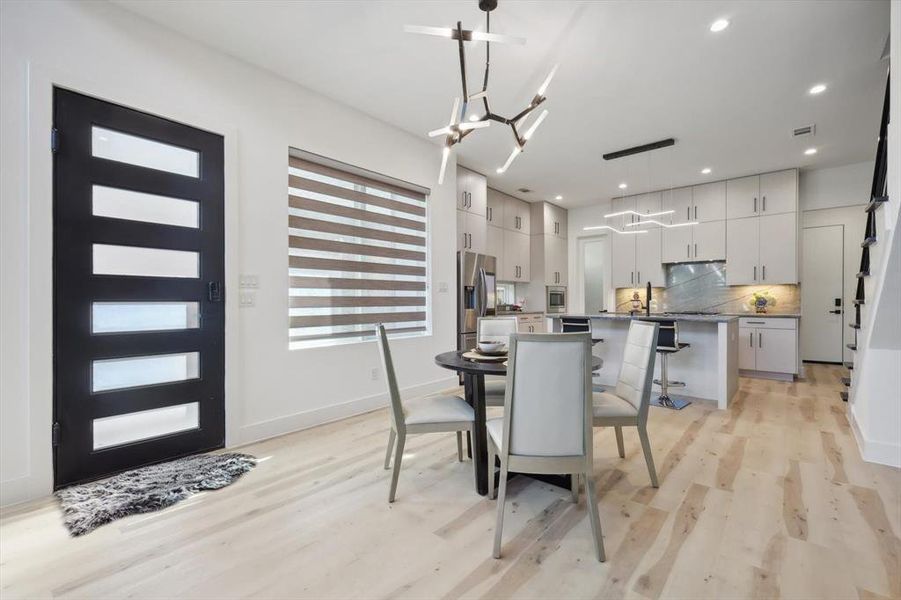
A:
[[438, 281, 448, 293], [239, 274, 259, 289], [239, 291, 255, 307]]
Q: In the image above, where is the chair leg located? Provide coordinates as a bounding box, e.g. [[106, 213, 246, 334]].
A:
[[493, 462, 510, 559], [570, 473, 579, 503], [384, 429, 396, 470], [388, 433, 406, 503], [638, 425, 659, 488], [614, 426, 625, 458], [584, 474, 606, 562], [456, 431, 464, 462], [488, 439, 497, 500]]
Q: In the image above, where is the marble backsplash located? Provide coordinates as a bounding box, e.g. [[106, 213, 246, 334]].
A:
[[614, 262, 800, 315]]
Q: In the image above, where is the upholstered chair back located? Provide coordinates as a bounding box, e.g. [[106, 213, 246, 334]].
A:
[[505, 333, 592, 457], [477, 316, 518, 344], [613, 320, 660, 420]]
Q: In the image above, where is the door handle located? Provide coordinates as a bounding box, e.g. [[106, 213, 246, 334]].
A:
[[828, 309, 842, 314], [208, 281, 224, 303]]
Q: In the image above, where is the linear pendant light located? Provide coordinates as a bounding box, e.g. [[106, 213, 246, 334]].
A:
[[406, 0, 557, 183]]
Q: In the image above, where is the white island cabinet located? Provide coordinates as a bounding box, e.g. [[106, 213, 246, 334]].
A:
[[549, 313, 740, 409], [738, 317, 799, 379]]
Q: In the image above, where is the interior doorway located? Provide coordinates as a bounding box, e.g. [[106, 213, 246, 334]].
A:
[[801, 225, 844, 363], [582, 237, 606, 314]]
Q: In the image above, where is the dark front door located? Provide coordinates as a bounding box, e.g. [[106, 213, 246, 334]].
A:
[[52, 88, 225, 488]]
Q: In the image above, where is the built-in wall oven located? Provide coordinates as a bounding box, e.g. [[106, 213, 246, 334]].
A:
[[546, 286, 567, 314]]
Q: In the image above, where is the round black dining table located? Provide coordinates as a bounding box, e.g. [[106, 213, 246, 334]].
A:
[[434, 350, 603, 496]]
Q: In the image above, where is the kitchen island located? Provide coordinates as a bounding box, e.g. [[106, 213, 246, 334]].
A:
[[549, 313, 740, 409]]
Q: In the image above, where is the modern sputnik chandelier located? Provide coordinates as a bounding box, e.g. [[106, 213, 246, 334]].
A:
[[405, 0, 557, 184]]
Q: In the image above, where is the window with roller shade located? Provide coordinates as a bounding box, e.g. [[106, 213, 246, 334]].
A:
[[288, 152, 430, 349]]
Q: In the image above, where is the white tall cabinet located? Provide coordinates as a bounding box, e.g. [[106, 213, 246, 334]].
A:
[[530, 202, 568, 286], [456, 167, 487, 253], [725, 169, 798, 285], [486, 187, 531, 282]]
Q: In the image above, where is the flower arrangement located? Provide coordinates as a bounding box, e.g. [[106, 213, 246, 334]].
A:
[[748, 290, 777, 313]]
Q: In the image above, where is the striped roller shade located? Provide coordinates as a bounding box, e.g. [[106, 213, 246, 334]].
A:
[[288, 154, 430, 349]]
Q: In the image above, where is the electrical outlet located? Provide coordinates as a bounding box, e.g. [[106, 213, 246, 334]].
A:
[[370, 368, 379, 381]]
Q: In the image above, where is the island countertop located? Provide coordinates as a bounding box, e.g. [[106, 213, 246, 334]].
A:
[[549, 312, 740, 323]]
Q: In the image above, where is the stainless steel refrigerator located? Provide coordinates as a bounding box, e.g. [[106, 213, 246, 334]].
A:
[[457, 251, 497, 352]]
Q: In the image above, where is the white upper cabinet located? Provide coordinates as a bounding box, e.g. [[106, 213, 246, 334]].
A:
[[661, 187, 693, 225], [691, 181, 726, 222], [611, 232, 637, 288], [726, 216, 760, 285], [457, 210, 487, 254], [531, 201, 567, 237], [505, 195, 531, 233], [662, 225, 693, 263], [692, 220, 726, 261], [609, 196, 636, 229], [502, 230, 530, 282], [634, 192, 662, 226], [636, 230, 665, 287], [457, 167, 487, 216], [759, 170, 798, 215], [486, 188, 505, 226], [486, 224, 504, 274], [726, 175, 760, 220], [758, 212, 797, 283]]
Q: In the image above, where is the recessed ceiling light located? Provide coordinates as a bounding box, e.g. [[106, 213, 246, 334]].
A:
[[555, 195, 563, 200], [808, 84, 827, 95], [804, 147, 818, 155], [709, 19, 730, 33], [618, 183, 628, 190], [701, 167, 712, 174]]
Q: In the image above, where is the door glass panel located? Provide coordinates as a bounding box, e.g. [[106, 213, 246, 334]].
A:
[[92, 185, 199, 228], [93, 402, 199, 450], [93, 244, 199, 278], [92, 352, 200, 392], [92, 302, 200, 333], [92, 126, 199, 178]]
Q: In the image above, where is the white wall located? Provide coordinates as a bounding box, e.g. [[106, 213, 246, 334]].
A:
[[799, 161, 872, 211], [0, 0, 458, 505]]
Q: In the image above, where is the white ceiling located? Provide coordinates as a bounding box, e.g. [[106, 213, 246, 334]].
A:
[[114, 0, 890, 207]]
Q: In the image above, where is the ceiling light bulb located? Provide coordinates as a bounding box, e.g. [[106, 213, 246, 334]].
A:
[[469, 114, 480, 122], [523, 110, 548, 140], [701, 167, 712, 174], [438, 146, 450, 185], [537, 65, 558, 97], [497, 147, 522, 174], [555, 195, 563, 200], [804, 148, 818, 155], [809, 84, 827, 95], [710, 19, 730, 32], [618, 183, 628, 190]]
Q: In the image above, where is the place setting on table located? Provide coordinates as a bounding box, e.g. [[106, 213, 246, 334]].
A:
[[434, 322, 603, 496]]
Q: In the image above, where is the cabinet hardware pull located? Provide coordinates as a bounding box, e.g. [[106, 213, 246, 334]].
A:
[[763, 196, 766, 211], [687, 244, 690, 258], [759, 332, 763, 348], [753, 197, 757, 213], [631, 271, 634, 284], [753, 265, 757, 280], [750, 332, 753, 347], [747, 321, 764, 324], [694, 243, 698, 257], [762, 265, 766, 280], [463, 233, 467, 248], [687, 206, 690, 221], [694, 206, 698, 220], [488, 207, 491, 221]]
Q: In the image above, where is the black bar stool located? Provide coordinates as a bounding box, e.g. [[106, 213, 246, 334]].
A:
[[644, 319, 691, 410]]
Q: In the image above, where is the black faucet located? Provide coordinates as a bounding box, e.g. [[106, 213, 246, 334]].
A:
[[646, 281, 651, 317]]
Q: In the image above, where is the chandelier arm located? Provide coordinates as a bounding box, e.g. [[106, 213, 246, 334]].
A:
[[456, 21, 468, 111], [508, 96, 546, 124], [509, 122, 525, 148]]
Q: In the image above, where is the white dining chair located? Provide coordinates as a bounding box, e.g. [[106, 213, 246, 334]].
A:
[[375, 324, 475, 503], [477, 316, 518, 407], [592, 320, 661, 487], [486, 332, 606, 562]]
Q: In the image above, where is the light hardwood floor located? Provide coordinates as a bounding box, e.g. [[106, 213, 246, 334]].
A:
[[1, 364, 899, 599]]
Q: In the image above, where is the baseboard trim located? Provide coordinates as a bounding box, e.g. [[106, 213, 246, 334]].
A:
[[739, 369, 795, 382], [0, 475, 43, 509], [236, 375, 460, 447], [849, 404, 901, 468]]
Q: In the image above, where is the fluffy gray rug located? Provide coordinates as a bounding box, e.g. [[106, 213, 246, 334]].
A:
[[55, 452, 257, 536]]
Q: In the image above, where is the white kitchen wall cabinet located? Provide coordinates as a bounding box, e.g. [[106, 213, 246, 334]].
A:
[[726, 212, 797, 285], [611, 229, 638, 287], [457, 209, 487, 253], [612, 230, 664, 287], [532, 201, 567, 238], [487, 224, 504, 274], [486, 188, 505, 226], [610, 196, 636, 228], [726, 169, 797, 219], [457, 167, 487, 216], [661, 187, 693, 225], [691, 181, 727, 222], [635, 192, 662, 224], [661, 224, 693, 263], [738, 317, 799, 376], [505, 195, 530, 233], [502, 230, 530, 282], [692, 220, 726, 261]]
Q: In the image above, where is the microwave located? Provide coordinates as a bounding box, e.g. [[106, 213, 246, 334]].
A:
[[546, 286, 567, 313]]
